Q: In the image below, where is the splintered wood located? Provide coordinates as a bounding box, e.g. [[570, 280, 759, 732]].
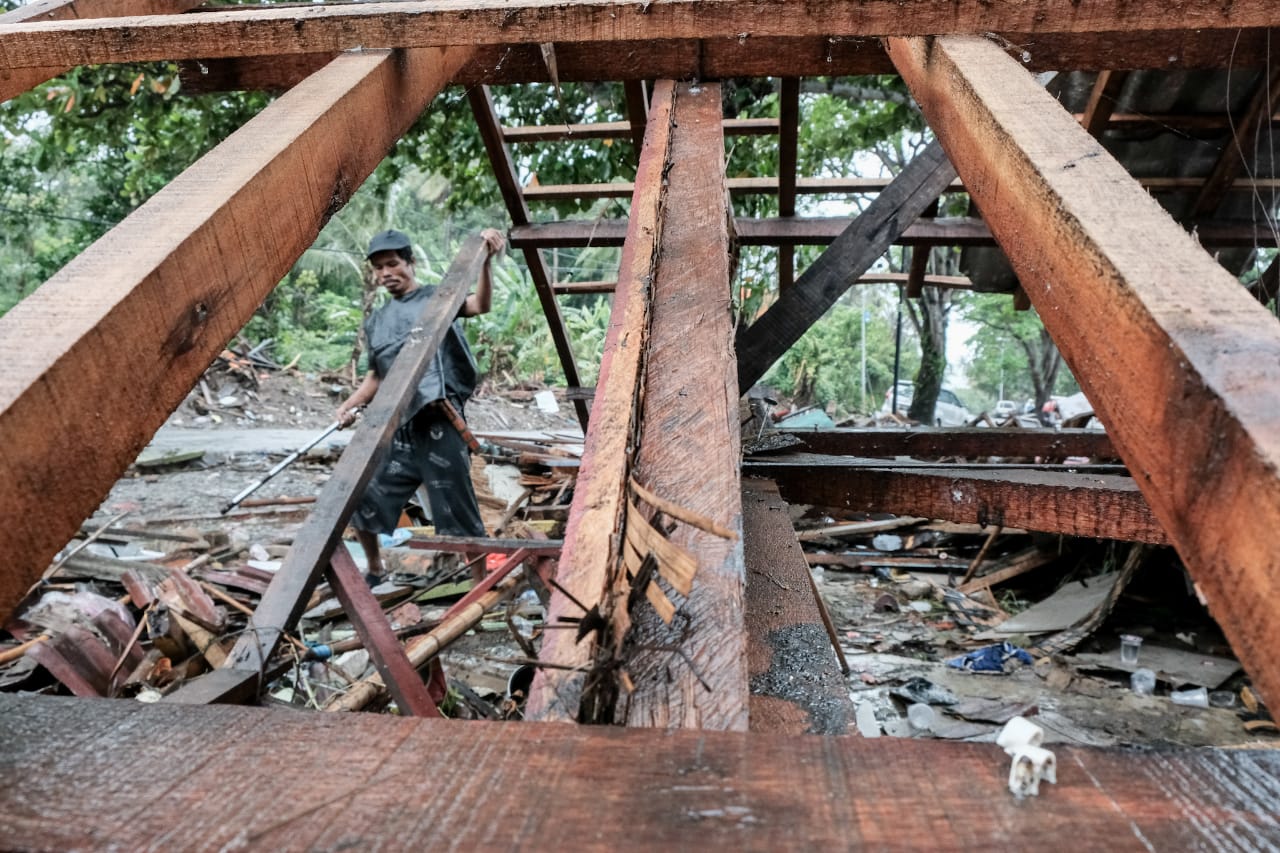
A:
[[528, 81, 745, 729]]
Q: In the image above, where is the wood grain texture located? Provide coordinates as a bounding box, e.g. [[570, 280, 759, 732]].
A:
[[526, 81, 676, 724], [0, 47, 470, 625], [514, 214, 1273, 249], [782, 427, 1117, 459], [743, 479, 851, 735], [3, 694, 1280, 850], [326, 546, 439, 717], [1, 1, 1276, 70], [737, 141, 957, 391], [747, 456, 1168, 544], [175, 29, 1280, 95], [888, 32, 1280, 710], [621, 81, 746, 731], [0, 0, 202, 102]]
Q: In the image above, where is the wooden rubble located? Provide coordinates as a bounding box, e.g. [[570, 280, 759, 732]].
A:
[[3, 0, 1280, 845]]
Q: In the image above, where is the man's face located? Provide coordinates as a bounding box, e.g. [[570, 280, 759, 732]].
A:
[[369, 251, 417, 298]]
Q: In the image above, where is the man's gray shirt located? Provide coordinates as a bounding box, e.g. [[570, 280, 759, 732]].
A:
[[364, 285, 479, 423]]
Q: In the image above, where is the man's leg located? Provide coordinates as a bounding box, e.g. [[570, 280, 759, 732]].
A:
[[352, 427, 422, 584], [415, 405, 487, 582]]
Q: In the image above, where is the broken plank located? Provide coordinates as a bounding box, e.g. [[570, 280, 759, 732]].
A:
[[6, 694, 1280, 849], [743, 479, 852, 735], [621, 81, 745, 730], [779, 427, 1116, 459], [958, 547, 1059, 595], [887, 32, 1280, 710], [325, 546, 439, 718], [404, 535, 562, 556], [526, 80, 677, 725], [0, 47, 472, 624], [1, 1, 1275, 70], [746, 457, 1167, 544]]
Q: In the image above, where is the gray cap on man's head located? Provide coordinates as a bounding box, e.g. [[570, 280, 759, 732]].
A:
[[366, 229, 412, 259]]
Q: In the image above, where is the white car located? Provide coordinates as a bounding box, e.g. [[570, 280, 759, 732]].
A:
[[881, 382, 975, 426], [993, 400, 1018, 418]]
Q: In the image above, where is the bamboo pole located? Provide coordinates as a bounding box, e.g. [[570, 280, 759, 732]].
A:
[[325, 571, 523, 712]]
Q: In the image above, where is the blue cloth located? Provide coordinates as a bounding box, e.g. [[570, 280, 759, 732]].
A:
[[947, 642, 1033, 673]]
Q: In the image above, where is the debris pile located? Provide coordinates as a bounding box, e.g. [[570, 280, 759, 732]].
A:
[[801, 513, 1274, 747]]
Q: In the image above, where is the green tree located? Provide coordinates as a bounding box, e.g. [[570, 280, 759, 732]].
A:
[[963, 294, 1078, 412]]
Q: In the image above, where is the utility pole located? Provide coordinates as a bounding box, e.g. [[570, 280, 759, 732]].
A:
[[860, 287, 868, 413]]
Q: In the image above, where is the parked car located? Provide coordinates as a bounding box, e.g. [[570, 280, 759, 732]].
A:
[[881, 381, 974, 426], [993, 400, 1018, 418]]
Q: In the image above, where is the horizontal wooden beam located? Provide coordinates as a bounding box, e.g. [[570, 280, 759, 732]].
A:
[[780, 428, 1117, 459], [511, 217, 1277, 249], [887, 33, 1280, 708], [0, 0, 202, 102], [503, 117, 776, 143], [0, 47, 470, 623], [178, 30, 1280, 93], [7, 694, 1280, 849], [552, 280, 617, 295], [1, 2, 1275, 71], [552, 273, 974, 295], [745, 457, 1167, 544]]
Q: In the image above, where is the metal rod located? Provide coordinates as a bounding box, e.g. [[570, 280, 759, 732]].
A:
[[220, 420, 344, 514]]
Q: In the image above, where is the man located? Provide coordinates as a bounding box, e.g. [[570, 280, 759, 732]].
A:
[[337, 227, 505, 585]]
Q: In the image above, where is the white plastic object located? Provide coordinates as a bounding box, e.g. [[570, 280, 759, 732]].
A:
[[1170, 686, 1210, 708], [1008, 745, 1057, 798], [1130, 668, 1156, 696], [997, 716, 1044, 754], [1119, 634, 1143, 665], [907, 703, 935, 732]]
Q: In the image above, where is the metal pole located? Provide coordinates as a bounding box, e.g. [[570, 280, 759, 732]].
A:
[[860, 287, 868, 413], [891, 286, 904, 414]]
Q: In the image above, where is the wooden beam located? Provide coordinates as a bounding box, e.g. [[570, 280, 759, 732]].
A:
[[777, 77, 800, 291], [468, 85, 589, 430], [1192, 66, 1280, 218], [2, 2, 1275, 70], [887, 33, 1280, 709], [0, 47, 470, 624], [905, 245, 929, 299], [511, 216, 1276, 249], [743, 478, 851, 735], [175, 30, 1280, 93], [527, 80, 676, 724], [551, 280, 617, 295], [1079, 70, 1128, 138], [781, 428, 1117, 460], [5, 2, 1274, 70], [0, 0, 202, 103], [622, 79, 648, 152], [326, 546, 440, 717], [7, 694, 1280, 849], [619, 81, 745, 730], [737, 141, 956, 392], [501, 116, 776, 143], [202, 236, 490, 691], [745, 458, 1167, 544]]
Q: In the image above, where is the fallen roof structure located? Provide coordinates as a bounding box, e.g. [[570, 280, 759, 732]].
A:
[[2, 0, 1280, 845]]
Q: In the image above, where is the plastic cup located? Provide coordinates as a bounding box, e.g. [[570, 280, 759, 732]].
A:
[[1119, 634, 1143, 665], [907, 703, 935, 732], [1130, 668, 1156, 696]]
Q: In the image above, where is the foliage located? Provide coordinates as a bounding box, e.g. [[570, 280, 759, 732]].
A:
[[962, 294, 1080, 411]]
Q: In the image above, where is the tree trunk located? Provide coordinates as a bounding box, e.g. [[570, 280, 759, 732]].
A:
[[907, 289, 949, 424]]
